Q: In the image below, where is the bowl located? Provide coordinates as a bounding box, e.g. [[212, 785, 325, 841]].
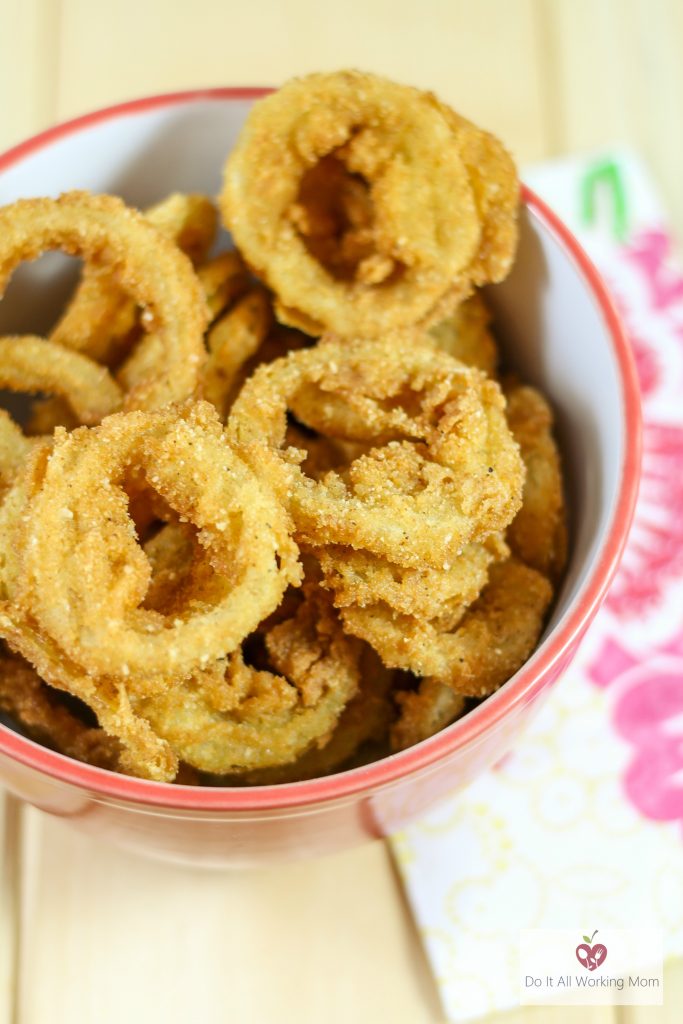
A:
[[0, 89, 641, 867]]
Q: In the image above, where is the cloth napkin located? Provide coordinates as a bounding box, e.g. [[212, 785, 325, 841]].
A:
[[389, 149, 683, 1021]]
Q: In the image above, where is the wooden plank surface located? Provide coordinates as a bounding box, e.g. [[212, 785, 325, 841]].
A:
[[0, 798, 21, 1024], [0, 0, 60, 153], [55, 0, 548, 161], [0, 2, 680, 1021], [537, 0, 683, 243], [15, 810, 443, 1024]]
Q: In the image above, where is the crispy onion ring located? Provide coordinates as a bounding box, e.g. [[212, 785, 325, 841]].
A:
[[391, 682, 466, 752], [228, 338, 524, 568], [315, 532, 508, 627], [0, 335, 122, 425], [0, 614, 178, 780], [0, 652, 121, 771], [427, 293, 499, 376], [200, 287, 273, 419], [430, 100, 520, 287], [27, 214, 231, 437], [2, 401, 301, 691], [135, 585, 361, 773], [50, 192, 217, 366], [222, 646, 395, 784], [0, 411, 34, 491], [345, 557, 552, 696], [116, 249, 250, 399], [0, 440, 51, 601], [197, 250, 251, 321], [389, 558, 552, 750], [0, 448, 176, 781], [0, 192, 209, 410], [221, 70, 518, 337], [505, 382, 568, 582]]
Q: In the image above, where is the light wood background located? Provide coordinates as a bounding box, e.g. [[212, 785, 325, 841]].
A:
[[0, 1, 681, 1021]]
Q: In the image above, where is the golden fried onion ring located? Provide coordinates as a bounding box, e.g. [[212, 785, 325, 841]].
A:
[[201, 287, 272, 419], [0, 411, 34, 491], [0, 192, 209, 410], [196, 250, 251, 321], [221, 70, 518, 337], [2, 402, 301, 690], [428, 293, 499, 376], [0, 652, 121, 771], [391, 681, 466, 752], [0, 335, 122, 425], [116, 249, 251, 400], [228, 338, 524, 569], [389, 559, 552, 749], [49, 192, 217, 366], [0, 615, 178, 780], [135, 585, 361, 774], [431, 101, 520, 288], [224, 647, 395, 784], [346, 557, 552, 696], [316, 532, 508, 626], [505, 383, 568, 582]]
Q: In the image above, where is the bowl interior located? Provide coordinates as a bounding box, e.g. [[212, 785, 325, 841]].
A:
[[0, 94, 632, 790], [488, 210, 624, 647]]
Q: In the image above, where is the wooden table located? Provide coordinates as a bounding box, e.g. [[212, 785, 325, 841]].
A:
[[1, 2, 681, 1020]]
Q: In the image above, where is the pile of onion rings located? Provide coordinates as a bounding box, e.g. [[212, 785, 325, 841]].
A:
[[0, 69, 566, 784]]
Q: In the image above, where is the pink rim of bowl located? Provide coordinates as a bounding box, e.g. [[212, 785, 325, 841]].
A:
[[0, 88, 642, 812]]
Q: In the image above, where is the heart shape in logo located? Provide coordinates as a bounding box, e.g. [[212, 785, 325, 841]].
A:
[[575, 931, 607, 971]]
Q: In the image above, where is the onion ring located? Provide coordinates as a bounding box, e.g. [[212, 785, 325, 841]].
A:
[[223, 646, 395, 784], [389, 558, 552, 750], [0, 192, 209, 410], [505, 382, 568, 582], [221, 70, 518, 337], [0, 411, 34, 491], [134, 585, 361, 773], [0, 334, 122, 425], [201, 287, 272, 419], [0, 652, 121, 771], [427, 293, 499, 376], [50, 192, 216, 366], [116, 249, 250, 398], [430, 101, 519, 288], [345, 557, 552, 693], [0, 445, 177, 781], [315, 532, 508, 625], [228, 338, 524, 568], [391, 682, 466, 752], [0, 614, 178, 780], [197, 250, 251, 321], [3, 401, 300, 691]]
